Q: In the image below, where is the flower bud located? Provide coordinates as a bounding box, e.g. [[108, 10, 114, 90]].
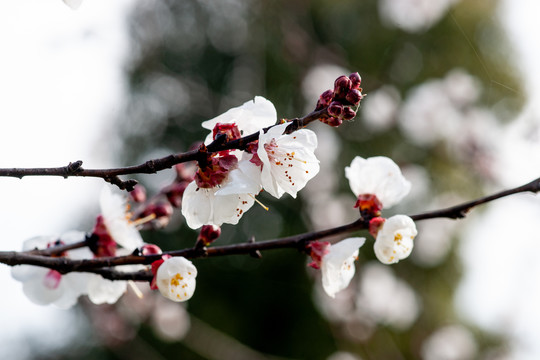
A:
[[334, 75, 352, 98], [349, 72, 361, 90], [342, 106, 357, 121], [327, 101, 344, 117], [196, 224, 221, 247], [323, 116, 343, 127], [162, 181, 188, 208], [129, 184, 147, 203], [141, 244, 162, 256], [316, 89, 334, 110], [345, 89, 363, 106]]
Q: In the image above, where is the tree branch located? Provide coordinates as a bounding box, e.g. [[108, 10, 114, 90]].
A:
[[0, 109, 328, 191]]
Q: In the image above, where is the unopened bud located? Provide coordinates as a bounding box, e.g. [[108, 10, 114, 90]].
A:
[[323, 116, 343, 127], [342, 107, 357, 121], [327, 101, 344, 117], [345, 89, 363, 106], [334, 75, 352, 98], [162, 181, 188, 208], [130, 184, 147, 203], [316, 89, 334, 110], [197, 225, 221, 247], [349, 72, 361, 90], [141, 244, 162, 256]]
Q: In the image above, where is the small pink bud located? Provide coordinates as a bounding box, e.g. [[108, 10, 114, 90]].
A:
[[197, 225, 221, 246], [342, 107, 356, 121], [327, 101, 344, 117], [141, 244, 162, 256], [349, 72, 361, 90], [334, 75, 352, 97], [130, 184, 147, 203]]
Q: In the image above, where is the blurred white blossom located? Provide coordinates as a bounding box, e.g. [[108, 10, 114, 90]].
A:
[[421, 324, 478, 360], [378, 0, 459, 32]]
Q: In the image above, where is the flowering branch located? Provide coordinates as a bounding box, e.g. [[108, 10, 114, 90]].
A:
[[0, 109, 328, 191], [3, 174, 540, 283]]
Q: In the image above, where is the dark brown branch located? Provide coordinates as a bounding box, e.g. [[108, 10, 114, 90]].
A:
[[2, 175, 540, 282], [410, 177, 540, 221], [0, 109, 328, 191]]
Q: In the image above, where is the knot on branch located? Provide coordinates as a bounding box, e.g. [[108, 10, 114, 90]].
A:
[[105, 176, 138, 191], [145, 160, 157, 174], [64, 160, 83, 178]]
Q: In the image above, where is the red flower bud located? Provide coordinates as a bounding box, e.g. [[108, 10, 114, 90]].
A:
[[334, 75, 352, 98], [197, 225, 221, 247], [342, 107, 357, 121], [349, 72, 362, 90], [328, 101, 344, 117], [345, 89, 363, 106]]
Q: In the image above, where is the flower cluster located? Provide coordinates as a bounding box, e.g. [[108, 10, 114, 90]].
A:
[[10, 74, 421, 307], [317, 72, 365, 127], [308, 156, 418, 298], [345, 156, 418, 265], [182, 96, 320, 229]]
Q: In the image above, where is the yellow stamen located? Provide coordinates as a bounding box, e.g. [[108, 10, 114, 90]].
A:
[[249, 194, 269, 211], [131, 213, 157, 227], [128, 280, 144, 299]]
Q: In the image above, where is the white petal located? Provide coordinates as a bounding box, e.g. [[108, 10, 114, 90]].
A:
[[181, 181, 255, 229], [87, 275, 127, 305], [257, 123, 320, 198], [215, 158, 262, 196], [374, 215, 417, 264], [62, 0, 82, 10], [202, 96, 277, 136], [345, 156, 411, 208], [321, 237, 366, 298], [156, 257, 197, 302], [100, 186, 144, 250]]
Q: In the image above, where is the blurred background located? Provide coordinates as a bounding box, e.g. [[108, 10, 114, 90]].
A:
[[2, 0, 540, 359]]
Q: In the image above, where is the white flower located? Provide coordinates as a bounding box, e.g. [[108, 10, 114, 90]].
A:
[[374, 215, 417, 264], [11, 232, 92, 308], [181, 163, 258, 229], [62, 0, 82, 10], [100, 186, 144, 251], [321, 237, 366, 298], [345, 156, 411, 208], [257, 122, 320, 199], [201, 96, 277, 143], [156, 257, 198, 302]]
